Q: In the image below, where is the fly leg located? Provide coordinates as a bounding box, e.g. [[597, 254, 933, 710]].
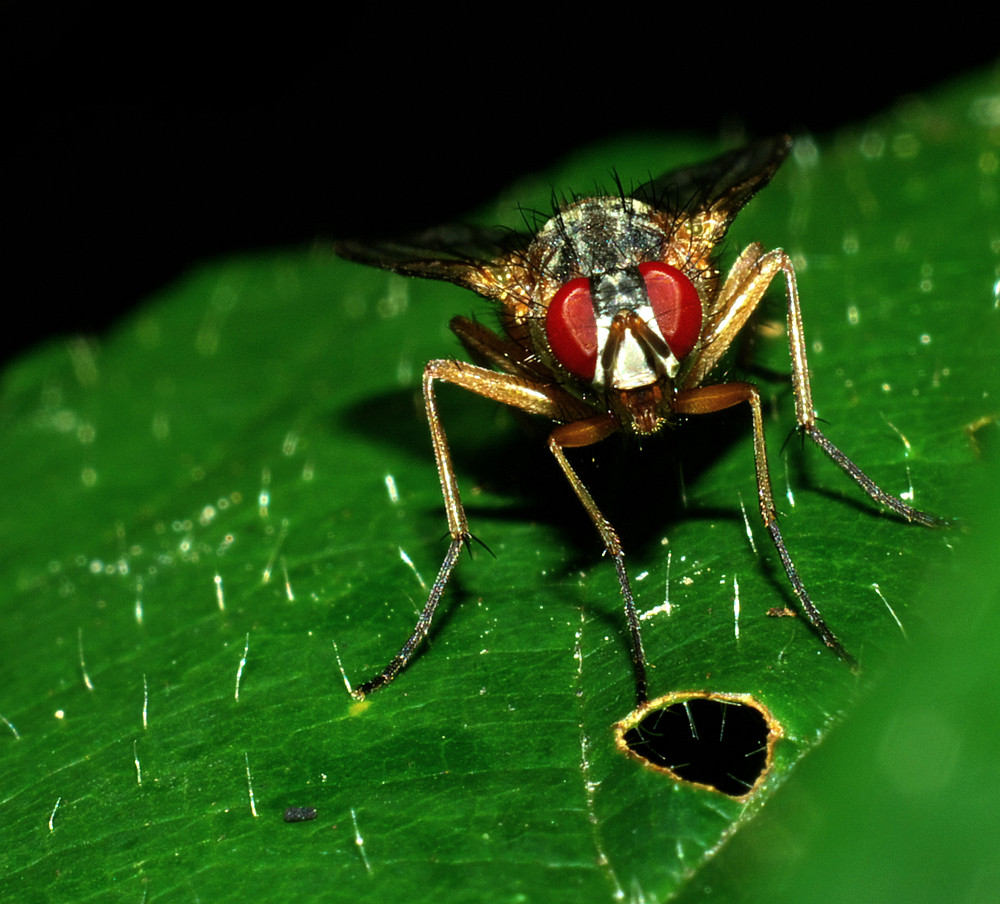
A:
[[352, 538, 466, 698], [351, 357, 593, 698], [686, 245, 942, 527], [674, 382, 855, 663], [548, 415, 650, 704], [767, 250, 943, 527]]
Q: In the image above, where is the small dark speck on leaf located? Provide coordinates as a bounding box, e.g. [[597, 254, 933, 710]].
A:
[[283, 806, 317, 823]]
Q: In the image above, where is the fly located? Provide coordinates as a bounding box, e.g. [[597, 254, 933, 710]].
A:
[[336, 136, 943, 704]]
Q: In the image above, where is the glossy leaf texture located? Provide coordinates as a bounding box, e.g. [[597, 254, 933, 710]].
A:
[[2, 68, 999, 903]]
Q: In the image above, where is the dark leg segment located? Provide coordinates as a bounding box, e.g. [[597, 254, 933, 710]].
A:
[[804, 425, 944, 528], [352, 537, 465, 698]]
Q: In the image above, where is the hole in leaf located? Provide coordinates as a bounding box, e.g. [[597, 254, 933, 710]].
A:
[[614, 691, 782, 799]]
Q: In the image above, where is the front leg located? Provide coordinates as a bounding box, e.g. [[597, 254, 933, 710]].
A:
[[685, 246, 942, 527]]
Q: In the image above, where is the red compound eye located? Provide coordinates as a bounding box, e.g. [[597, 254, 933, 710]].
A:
[[545, 276, 598, 381], [638, 262, 702, 359]]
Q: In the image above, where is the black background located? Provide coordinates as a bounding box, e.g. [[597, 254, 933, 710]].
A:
[[4, 7, 997, 367]]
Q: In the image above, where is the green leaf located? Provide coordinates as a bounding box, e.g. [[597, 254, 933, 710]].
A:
[[2, 69, 998, 903]]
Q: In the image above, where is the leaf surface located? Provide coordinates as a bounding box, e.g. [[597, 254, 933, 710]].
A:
[[2, 69, 998, 903]]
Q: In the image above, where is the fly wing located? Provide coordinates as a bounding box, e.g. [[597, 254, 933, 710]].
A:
[[632, 135, 793, 247], [335, 223, 530, 298]]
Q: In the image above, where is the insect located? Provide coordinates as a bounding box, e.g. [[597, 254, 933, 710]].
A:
[[336, 136, 942, 704]]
